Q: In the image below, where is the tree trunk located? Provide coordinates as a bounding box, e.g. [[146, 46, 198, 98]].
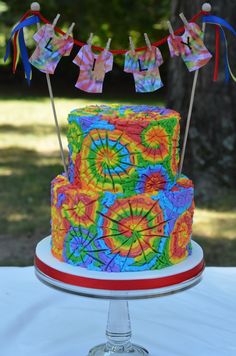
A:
[[167, 0, 236, 204]]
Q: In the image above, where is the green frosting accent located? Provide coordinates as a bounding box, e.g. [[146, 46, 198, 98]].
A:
[[151, 248, 173, 270]]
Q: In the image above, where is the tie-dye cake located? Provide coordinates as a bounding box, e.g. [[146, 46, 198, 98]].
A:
[[51, 105, 194, 272]]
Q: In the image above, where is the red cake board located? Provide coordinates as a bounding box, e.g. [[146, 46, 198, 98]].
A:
[[35, 236, 204, 296]]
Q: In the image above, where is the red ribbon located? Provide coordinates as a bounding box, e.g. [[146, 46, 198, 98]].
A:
[[214, 24, 220, 81], [25, 9, 208, 54], [12, 32, 18, 73], [35, 255, 204, 291]]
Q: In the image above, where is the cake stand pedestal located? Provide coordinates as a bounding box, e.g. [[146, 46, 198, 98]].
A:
[[34, 236, 204, 356]]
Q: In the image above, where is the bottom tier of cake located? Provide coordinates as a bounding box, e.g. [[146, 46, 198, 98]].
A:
[[51, 175, 194, 272]]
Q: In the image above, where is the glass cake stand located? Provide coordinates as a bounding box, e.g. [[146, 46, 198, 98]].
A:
[[34, 236, 204, 355]]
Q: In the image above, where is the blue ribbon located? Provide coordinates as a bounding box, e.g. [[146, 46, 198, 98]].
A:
[[202, 15, 236, 83], [220, 29, 230, 83], [4, 15, 40, 84], [202, 15, 236, 36]]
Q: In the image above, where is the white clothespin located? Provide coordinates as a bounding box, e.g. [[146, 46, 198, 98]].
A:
[[167, 20, 175, 37], [129, 36, 135, 55], [87, 33, 93, 46], [105, 38, 112, 52], [52, 13, 60, 29], [144, 33, 152, 50], [179, 13, 190, 28], [65, 22, 75, 38]]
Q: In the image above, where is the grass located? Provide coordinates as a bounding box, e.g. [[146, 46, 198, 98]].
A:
[[0, 96, 235, 266]]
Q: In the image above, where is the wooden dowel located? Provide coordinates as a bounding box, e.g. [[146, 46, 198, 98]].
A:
[[30, 2, 68, 179], [45, 73, 68, 178], [178, 3, 212, 176]]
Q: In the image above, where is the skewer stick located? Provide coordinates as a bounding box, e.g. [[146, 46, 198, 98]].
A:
[[30, 2, 68, 179], [178, 2, 212, 176]]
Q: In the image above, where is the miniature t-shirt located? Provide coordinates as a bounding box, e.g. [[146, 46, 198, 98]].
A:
[[167, 22, 212, 72], [29, 24, 74, 74], [73, 44, 113, 93], [124, 46, 164, 93]]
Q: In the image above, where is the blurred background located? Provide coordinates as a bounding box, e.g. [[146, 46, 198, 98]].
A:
[[0, 0, 235, 266]]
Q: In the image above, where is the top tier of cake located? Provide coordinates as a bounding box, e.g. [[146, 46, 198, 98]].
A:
[[67, 105, 180, 195]]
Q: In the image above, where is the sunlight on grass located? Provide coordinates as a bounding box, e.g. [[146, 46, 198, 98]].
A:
[[8, 213, 29, 222], [193, 209, 236, 239], [0, 98, 87, 152]]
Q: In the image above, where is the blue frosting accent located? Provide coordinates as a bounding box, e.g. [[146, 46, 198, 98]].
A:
[[69, 114, 115, 132], [56, 193, 65, 208], [90, 120, 115, 131]]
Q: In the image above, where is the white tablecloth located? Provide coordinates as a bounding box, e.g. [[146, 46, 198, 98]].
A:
[[0, 267, 235, 356]]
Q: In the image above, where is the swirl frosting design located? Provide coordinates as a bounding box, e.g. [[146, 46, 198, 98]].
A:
[[51, 105, 195, 272], [67, 105, 180, 194], [80, 129, 139, 193]]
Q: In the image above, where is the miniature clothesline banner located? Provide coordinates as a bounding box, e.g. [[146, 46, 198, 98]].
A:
[[4, 8, 213, 93], [4, 7, 236, 94]]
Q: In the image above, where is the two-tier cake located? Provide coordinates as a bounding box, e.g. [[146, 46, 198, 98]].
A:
[[51, 105, 194, 272]]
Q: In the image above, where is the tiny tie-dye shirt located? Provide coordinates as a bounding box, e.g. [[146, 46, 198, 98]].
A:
[[29, 24, 74, 74], [73, 44, 113, 93], [124, 46, 164, 93], [167, 22, 212, 72]]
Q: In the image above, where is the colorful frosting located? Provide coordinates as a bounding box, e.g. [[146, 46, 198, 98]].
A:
[[51, 174, 194, 272], [51, 105, 195, 272], [67, 105, 180, 194]]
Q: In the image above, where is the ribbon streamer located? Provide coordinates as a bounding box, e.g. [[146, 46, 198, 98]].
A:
[[213, 25, 220, 81], [202, 15, 236, 83], [4, 15, 40, 84], [220, 26, 236, 82]]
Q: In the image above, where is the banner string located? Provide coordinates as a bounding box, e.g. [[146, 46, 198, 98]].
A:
[[26, 9, 208, 54]]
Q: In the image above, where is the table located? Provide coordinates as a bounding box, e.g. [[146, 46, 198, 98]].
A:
[[0, 267, 235, 356]]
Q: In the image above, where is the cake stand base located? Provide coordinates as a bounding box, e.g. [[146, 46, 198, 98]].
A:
[[34, 236, 204, 355], [87, 299, 149, 355], [88, 343, 148, 356]]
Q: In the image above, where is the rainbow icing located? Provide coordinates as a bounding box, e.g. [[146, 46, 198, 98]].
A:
[[51, 105, 194, 272]]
